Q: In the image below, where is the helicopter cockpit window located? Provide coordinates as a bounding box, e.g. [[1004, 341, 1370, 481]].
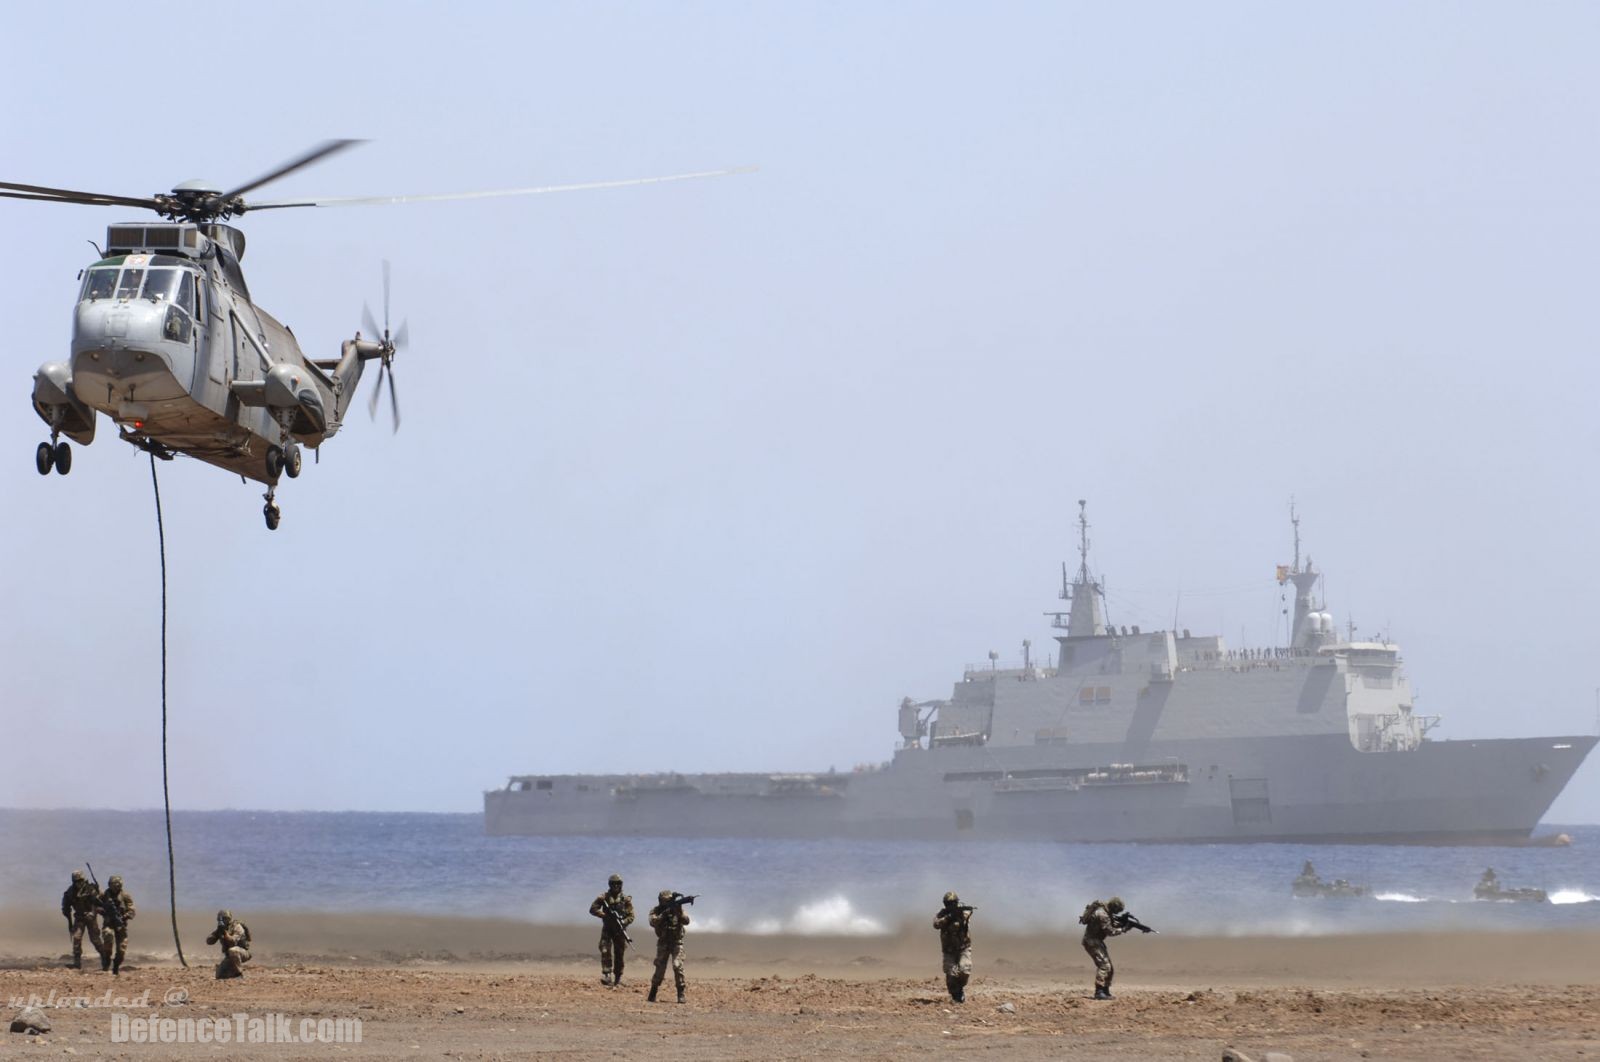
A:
[[141, 268, 181, 303], [114, 268, 145, 301], [175, 271, 195, 315], [81, 268, 118, 301]]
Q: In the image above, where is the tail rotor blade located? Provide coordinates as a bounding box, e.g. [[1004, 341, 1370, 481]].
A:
[[368, 361, 385, 419], [387, 369, 401, 433]]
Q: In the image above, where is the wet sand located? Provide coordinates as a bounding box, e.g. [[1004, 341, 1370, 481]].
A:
[[3, 910, 1598, 1059]]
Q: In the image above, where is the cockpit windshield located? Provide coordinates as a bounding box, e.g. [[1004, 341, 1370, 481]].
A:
[[82, 267, 118, 301], [80, 265, 196, 312]]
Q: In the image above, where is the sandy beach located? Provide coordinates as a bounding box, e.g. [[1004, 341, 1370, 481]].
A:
[[3, 910, 1598, 1059]]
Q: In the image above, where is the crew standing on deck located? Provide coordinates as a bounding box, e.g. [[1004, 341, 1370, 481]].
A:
[[932, 891, 974, 1003], [589, 874, 635, 987]]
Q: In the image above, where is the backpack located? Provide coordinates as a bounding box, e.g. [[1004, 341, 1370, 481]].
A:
[[1078, 901, 1104, 925]]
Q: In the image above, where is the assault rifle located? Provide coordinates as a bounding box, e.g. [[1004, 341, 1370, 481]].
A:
[[1111, 910, 1156, 934], [86, 863, 125, 932], [653, 893, 697, 916], [601, 902, 632, 945]]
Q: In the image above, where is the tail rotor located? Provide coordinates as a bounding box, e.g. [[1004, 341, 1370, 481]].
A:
[[361, 260, 406, 432]]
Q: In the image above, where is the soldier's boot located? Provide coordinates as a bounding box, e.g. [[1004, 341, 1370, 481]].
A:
[[600, 972, 613, 987], [1093, 988, 1112, 1000], [71, 946, 82, 970], [647, 985, 658, 1002], [112, 956, 122, 976], [954, 985, 965, 1004], [676, 988, 685, 1004], [101, 953, 111, 972]]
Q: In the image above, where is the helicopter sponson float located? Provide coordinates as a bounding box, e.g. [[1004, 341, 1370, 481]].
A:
[[3, 141, 750, 529]]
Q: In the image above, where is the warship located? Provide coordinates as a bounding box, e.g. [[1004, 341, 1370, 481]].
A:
[[485, 506, 1596, 845]]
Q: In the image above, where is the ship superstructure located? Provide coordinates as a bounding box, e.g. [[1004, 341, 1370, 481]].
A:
[[485, 506, 1594, 844]]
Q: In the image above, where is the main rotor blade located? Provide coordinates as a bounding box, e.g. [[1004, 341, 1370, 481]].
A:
[[0, 180, 159, 210], [382, 259, 391, 330], [362, 303, 381, 341], [245, 166, 757, 211], [222, 139, 364, 201], [392, 320, 409, 350]]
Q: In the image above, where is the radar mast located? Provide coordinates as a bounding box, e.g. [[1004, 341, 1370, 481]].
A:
[[1062, 499, 1107, 637]]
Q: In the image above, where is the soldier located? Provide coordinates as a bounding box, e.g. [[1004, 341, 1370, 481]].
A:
[[646, 890, 691, 1004], [932, 891, 973, 1003], [1079, 895, 1131, 1000], [588, 873, 635, 987], [98, 875, 135, 975], [60, 870, 107, 970], [205, 910, 253, 979]]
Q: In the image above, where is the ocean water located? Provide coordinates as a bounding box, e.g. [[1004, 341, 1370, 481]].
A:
[[1, 810, 1595, 938]]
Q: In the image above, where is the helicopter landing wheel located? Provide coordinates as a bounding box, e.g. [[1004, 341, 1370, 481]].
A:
[[53, 441, 71, 475], [284, 444, 302, 479], [35, 442, 53, 476], [263, 503, 281, 531], [265, 445, 285, 479]]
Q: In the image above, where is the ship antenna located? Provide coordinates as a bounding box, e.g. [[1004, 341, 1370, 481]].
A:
[[1290, 497, 1301, 573], [1077, 499, 1092, 587]]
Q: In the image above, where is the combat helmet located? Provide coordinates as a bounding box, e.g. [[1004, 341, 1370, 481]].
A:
[[71, 870, 85, 882], [659, 889, 674, 902], [107, 875, 122, 889], [608, 873, 623, 886], [1106, 896, 1125, 914], [217, 909, 232, 923], [943, 891, 959, 905]]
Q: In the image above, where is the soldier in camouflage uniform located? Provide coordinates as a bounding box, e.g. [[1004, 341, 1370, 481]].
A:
[[932, 891, 973, 1003], [205, 910, 253, 979], [1079, 896, 1130, 1000], [98, 875, 135, 975], [646, 889, 690, 1004], [60, 870, 107, 970], [588, 874, 635, 987]]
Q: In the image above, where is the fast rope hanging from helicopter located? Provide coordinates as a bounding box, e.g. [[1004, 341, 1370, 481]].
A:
[[148, 455, 188, 967]]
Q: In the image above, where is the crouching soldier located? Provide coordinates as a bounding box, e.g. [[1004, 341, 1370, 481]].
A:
[[1079, 896, 1131, 1000], [206, 910, 252, 979]]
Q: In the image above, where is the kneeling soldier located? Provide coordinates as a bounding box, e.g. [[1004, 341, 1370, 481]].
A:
[[206, 910, 252, 979]]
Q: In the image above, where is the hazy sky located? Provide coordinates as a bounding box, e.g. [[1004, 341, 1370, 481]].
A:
[[2, 1, 1597, 821]]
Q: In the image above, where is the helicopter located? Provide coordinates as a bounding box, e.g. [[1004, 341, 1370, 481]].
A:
[[3, 141, 749, 529]]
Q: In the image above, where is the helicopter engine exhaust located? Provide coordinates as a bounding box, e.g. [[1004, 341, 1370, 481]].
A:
[[32, 362, 96, 445]]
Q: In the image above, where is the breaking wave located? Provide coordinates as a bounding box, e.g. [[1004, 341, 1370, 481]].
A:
[[1548, 889, 1600, 905], [1373, 892, 1426, 903]]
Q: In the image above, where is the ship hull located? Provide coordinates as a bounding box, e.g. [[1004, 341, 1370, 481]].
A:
[[483, 733, 1595, 845]]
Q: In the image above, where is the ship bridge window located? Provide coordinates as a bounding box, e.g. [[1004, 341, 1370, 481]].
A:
[[535, 779, 554, 791]]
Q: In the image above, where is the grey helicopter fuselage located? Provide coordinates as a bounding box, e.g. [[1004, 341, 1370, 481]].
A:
[[33, 219, 379, 487]]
